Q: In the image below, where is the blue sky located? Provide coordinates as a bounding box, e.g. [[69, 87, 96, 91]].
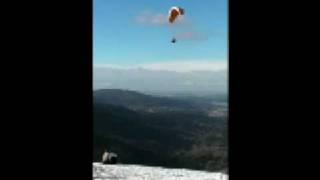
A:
[[94, 0, 228, 69]]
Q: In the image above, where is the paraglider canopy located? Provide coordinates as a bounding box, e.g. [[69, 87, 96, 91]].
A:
[[168, 7, 185, 24]]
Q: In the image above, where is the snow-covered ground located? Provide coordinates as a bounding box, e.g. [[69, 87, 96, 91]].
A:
[[93, 163, 228, 180]]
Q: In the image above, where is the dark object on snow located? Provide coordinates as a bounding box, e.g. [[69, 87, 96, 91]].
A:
[[102, 150, 118, 164], [171, 38, 176, 43]]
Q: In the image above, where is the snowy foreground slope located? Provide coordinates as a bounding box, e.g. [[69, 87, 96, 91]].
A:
[[93, 163, 228, 180]]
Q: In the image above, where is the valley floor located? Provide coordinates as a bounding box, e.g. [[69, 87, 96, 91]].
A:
[[93, 163, 228, 180]]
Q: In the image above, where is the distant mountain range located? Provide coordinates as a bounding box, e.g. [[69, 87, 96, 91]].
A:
[[93, 89, 228, 172], [94, 89, 205, 113], [94, 67, 227, 96]]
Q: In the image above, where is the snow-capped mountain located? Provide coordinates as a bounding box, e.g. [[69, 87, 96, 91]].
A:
[[93, 163, 228, 180]]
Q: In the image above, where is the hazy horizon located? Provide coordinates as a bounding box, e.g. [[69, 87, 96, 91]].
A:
[[94, 65, 227, 97]]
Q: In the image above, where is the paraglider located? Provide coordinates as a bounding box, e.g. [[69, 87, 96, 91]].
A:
[[168, 7, 185, 43]]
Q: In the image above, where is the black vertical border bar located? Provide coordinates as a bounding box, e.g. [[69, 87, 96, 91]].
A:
[[229, 0, 242, 178]]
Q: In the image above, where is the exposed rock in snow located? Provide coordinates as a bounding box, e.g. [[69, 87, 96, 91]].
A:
[[93, 163, 228, 180]]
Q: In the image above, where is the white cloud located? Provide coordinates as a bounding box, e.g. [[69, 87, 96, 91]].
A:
[[141, 61, 227, 72], [94, 60, 227, 72], [135, 12, 168, 26], [135, 10, 208, 42], [135, 10, 188, 27], [183, 81, 194, 86]]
